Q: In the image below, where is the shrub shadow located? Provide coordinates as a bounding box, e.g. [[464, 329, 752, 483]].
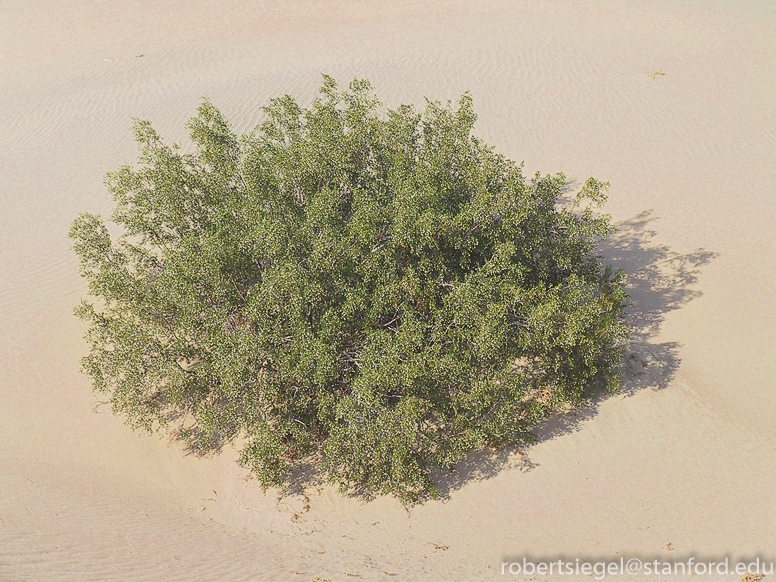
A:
[[430, 209, 718, 501]]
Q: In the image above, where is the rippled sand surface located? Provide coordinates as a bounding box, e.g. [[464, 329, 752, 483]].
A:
[[2, 1, 775, 580]]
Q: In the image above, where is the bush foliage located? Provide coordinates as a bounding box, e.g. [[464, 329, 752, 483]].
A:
[[70, 77, 627, 502]]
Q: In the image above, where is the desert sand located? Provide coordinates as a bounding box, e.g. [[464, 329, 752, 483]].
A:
[[1, 0, 775, 580]]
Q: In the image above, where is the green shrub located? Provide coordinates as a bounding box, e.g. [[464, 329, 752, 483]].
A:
[[70, 76, 627, 503]]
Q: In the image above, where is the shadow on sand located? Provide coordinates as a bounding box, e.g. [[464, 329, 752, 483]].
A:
[[429, 209, 718, 500]]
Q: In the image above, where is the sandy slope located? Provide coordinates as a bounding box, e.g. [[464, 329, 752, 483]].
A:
[[1, 0, 775, 580]]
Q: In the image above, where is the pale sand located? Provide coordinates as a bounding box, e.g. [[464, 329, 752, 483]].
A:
[[1, 0, 775, 580]]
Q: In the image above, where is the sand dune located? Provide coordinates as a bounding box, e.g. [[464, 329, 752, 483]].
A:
[[1, 0, 775, 580]]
